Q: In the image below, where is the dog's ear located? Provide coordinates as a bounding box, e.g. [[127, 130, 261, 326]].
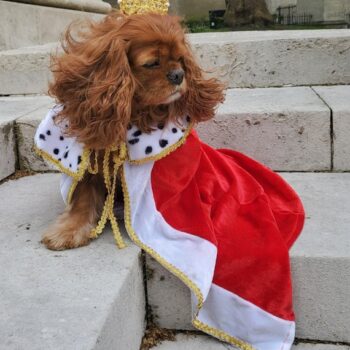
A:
[[181, 43, 225, 123], [49, 15, 135, 149]]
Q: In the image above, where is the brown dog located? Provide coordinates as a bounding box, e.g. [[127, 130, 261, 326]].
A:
[[42, 12, 224, 250]]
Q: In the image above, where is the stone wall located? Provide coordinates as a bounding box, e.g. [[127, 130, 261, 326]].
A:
[[266, 0, 350, 21], [296, 0, 325, 22], [297, 0, 350, 23], [324, 0, 350, 22], [169, 0, 226, 20], [0, 1, 104, 51], [6, 0, 111, 13], [265, 0, 297, 14]]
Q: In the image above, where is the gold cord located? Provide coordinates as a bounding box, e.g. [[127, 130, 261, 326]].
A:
[[34, 145, 90, 181], [89, 144, 127, 248]]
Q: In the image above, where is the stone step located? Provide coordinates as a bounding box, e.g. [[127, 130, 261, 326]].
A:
[[145, 173, 350, 343], [192, 30, 350, 89], [0, 43, 58, 95], [1, 85, 349, 175], [0, 95, 53, 181], [197, 86, 332, 171], [0, 0, 106, 51], [313, 86, 350, 171], [0, 174, 145, 350], [1, 170, 349, 348], [152, 334, 350, 350], [0, 85, 339, 173], [1, 29, 349, 94]]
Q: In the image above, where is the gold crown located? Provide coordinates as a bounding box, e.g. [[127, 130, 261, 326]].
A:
[[118, 0, 169, 15]]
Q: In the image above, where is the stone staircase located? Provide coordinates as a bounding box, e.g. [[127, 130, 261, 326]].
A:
[[2, 29, 350, 94], [146, 171, 350, 342], [0, 174, 145, 350], [0, 6, 350, 349]]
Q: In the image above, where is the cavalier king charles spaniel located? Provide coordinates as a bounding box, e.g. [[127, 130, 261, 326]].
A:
[[42, 12, 224, 250]]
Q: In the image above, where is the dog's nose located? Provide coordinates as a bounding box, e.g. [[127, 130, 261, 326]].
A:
[[167, 69, 184, 85]]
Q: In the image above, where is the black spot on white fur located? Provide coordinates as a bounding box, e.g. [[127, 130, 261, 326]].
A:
[[159, 139, 168, 148], [129, 138, 139, 145]]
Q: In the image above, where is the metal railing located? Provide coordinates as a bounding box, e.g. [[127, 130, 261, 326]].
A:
[[275, 5, 313, 25]]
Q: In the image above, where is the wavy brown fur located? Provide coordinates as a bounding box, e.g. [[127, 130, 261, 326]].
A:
[[49, 12, 224, 150], [44, 12, 225, 250]]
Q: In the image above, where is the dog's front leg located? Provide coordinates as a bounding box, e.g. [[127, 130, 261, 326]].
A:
[[42, 174, 106, 250]]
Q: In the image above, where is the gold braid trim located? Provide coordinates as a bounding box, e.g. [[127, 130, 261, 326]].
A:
[[35, 139, 126, 247], [128, 121, 195, 165], [121, 168, 254, 350], [34, 145, 90, 181], [193, 320, 255, 350], [89, 145, 127, 249]]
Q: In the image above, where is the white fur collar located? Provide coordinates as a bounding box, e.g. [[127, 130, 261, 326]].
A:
[[34, 106, 191, 177], [126, 115, 190, 162]]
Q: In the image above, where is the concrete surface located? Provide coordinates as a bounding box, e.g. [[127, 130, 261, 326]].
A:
[[190, 30, 350, 88], [15, 0, 111, 14], [285, 173, 350, 342], [146, 255, 192, 330], [153, 334, 350, 349], [197, 87, 331, 171], [0, 95, 53, 178], [2, 30, 350, 94], [0, 43, 58, 95], [16, 102, 56, 171], [10, 87, 331, 172], [146, 173, 350, 342], [0, 174, 145, 350], [313, 86, 350, 171], [0, 1, 105, 51], [0, 95, 52, 121], [0, 118, 16, 181]]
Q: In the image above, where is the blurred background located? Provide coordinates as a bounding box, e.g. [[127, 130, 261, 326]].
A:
[[113, 0, 350, 32]]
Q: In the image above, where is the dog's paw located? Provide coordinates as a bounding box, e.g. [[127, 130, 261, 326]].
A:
[[41, 225, 92, 251]]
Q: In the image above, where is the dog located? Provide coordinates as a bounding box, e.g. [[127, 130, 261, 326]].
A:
[[41, 12, 224, 250], [36, 12, 305, 348]]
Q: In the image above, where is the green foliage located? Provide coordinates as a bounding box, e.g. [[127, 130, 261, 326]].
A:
[[185, 19, 231, 33]]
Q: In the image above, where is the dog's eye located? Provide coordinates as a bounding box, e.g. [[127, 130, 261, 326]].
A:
[[143, 60, 160, 69]]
